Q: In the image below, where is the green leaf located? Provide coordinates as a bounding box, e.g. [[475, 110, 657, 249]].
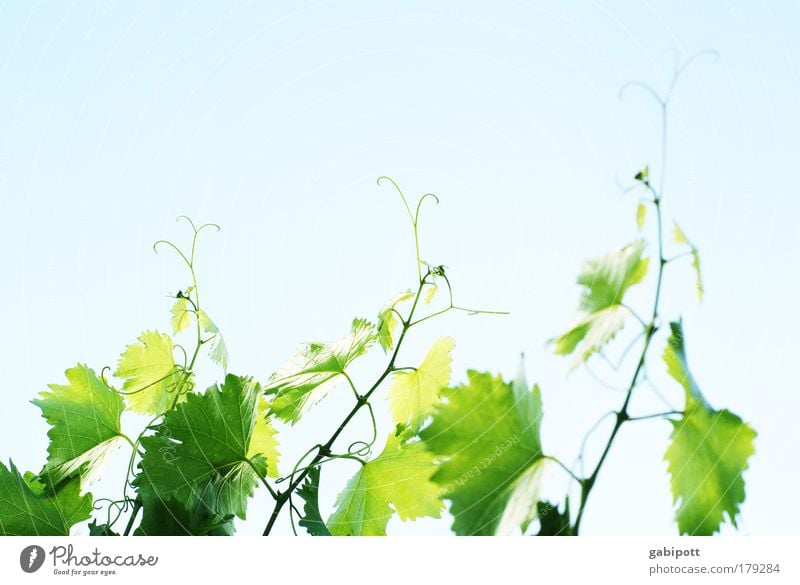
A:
[[32, 364, 126, 488], [198, 310, 229, 371], [636, 202, 647, 229], [136, 489, 235, 536], [297, 466, 331, 536], [663, 321, 756, 535], [170, 297, 193, 335], [420, 370, 547, 535], [114, 330, 184, 415], [673, 222, 704, 301], [0, 461, 92, 535], [265, 318, 377, 423], [424, 283, 438, 305], [377, 290, 414, 352], [134, 375, 280, 524], [552, 239, 648, 367], [634, 166, 649, 182], [88, 520, 118, 536], [328, 433, 442, 535], [387, 336, 454, 429], [536, 499, 573, 536]]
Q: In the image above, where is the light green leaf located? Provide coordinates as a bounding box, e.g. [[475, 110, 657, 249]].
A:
[[553, 239, 648, 367], [377, 290, 414, 352], [0, 461, 92, 535], [420, 370, 547, 535], [249, 397, 281, 479], [328, 433, 442, 535], [134, 375, 280, 523], [265, 318, 377, 423], [32, 364, 126, 488], [636, 202, 647, 229], [387, 336, 454, 429], [170, 297, 193, 335], [198, 310, 229, 371], [673, 222, 704, 301], [673, 222, 688, 244], [114, 330, 184, 415], [424, 283, 438, 305], [553, 305, 628, 364], [297, 466, 331, 536], [663, 321, 756, 535]]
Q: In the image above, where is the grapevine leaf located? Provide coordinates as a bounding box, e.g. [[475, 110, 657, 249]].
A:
[[328, 433, 442, 536], [673, 222, 704, 301], [297, 466, 331, 536], [198, 310, 229, 371], [114, 330, 184, 415], [387, 336, 454, 429], [32, 364, 126, 488], [636, 202, 647, 229], [377, 290, 414, 352], [266, 318, 377, 424], [663, 321, 756, 535], [425, 283, 438, 305], [134, 375, 280, 523], [552, 239, 648, 367], [88, 520, 118, 536], [420, 370, 547, 535], [536, 499, 573, 536], [136, 488, 235, 536], [0, 461, 92, 535], [170, 297, 193, 335]]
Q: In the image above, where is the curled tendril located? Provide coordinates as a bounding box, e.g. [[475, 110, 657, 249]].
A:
[[347, 441, 372, 458], [414, 192, 439, 225], [378, 176, 442, 282], [92, 496, 134, 529], [173, 344, 189, 369], [377, 176, 413, 223], [111, 366, 183, 396], [153, 216, 220, 270], [619, 49, 720, 106], [577, 410, 618, 477]]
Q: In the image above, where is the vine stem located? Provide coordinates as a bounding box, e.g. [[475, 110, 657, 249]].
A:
[[573, 188, 666, 534], [122, 499, 142, 536], [262, 276, 428, 535]]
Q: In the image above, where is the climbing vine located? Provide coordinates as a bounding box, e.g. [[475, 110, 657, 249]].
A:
[[0, 56, 754, 537]]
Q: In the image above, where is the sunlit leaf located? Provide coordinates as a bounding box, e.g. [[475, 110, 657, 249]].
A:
[[328, 433, 442, 535], [377, 291, 414, 352], [170, 298, 193, 335], [663, 321, 756, 535], [673, 222, 703, 301], [388, 336, 454, 430], [637, 202, 647, 229], [114, 330, 184, 415], [265, 318, 377, 423], [420, 370, 547, 535], [198, 310, 229, 371], [552, 240, 648, 367], [33, 364, 126, 488]]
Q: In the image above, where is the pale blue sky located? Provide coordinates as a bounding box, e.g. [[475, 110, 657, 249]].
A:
[[1, 1, 798, 535]]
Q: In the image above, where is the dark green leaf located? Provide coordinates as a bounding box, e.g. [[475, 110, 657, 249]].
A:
[[297, 466, 330, 536]]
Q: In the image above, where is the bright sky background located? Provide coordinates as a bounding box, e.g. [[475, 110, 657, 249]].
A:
[[1, 1, 798, 536]]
